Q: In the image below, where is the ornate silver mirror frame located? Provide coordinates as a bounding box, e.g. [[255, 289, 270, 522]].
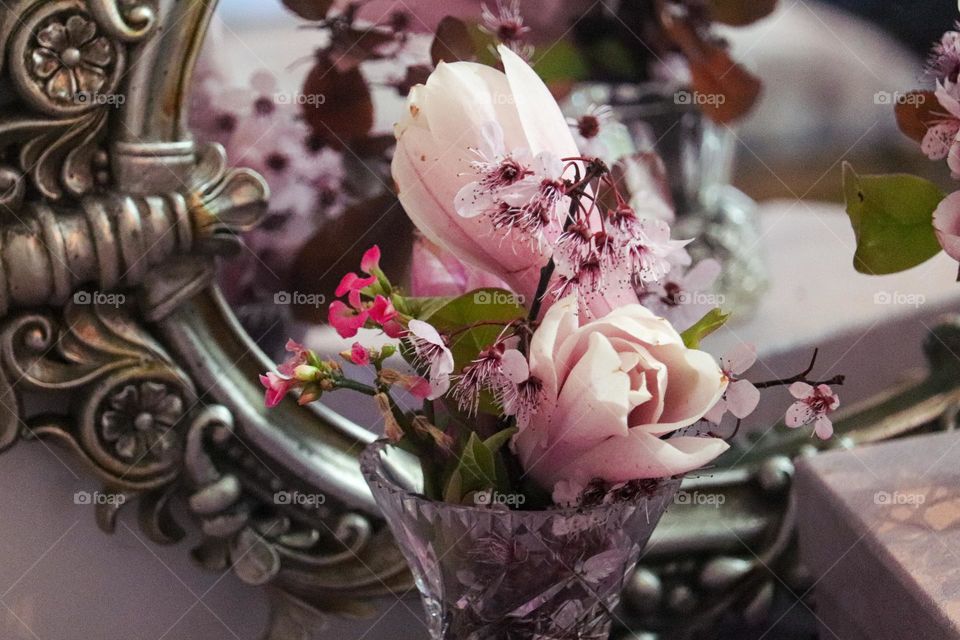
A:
[[2, 2, 960, 638]]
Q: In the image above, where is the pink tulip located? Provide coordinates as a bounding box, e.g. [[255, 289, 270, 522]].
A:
[[393, 46, 640, 318], [511, 296, 729, 503], [409, 235, 508, 297]]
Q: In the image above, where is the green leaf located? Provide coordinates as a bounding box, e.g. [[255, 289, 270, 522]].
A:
[[681, 308, 730, 349], [533, 40, 589, 85], [443, 468, 464, 504], [459, 432, 498, 489], [842, 163, 944, 275], [427, 289, 526, 371], [404, 295, 454, 320], [483, 427, 518, 454]]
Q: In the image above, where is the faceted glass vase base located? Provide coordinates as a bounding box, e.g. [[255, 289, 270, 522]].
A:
[[361, 441, 681, 640]]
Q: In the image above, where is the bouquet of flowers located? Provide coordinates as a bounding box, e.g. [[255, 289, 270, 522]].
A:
[[249, 6, 843, 640], [252, 7, 844, 635]]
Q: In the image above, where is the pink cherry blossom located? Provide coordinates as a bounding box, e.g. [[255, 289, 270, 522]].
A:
[[920, 82, 960, 176], [496, 348, 542, 427], [407, 320, 455, 400], [451, 342, 507, 416], [933, 190, 960, 261], [567, 104, 615, 159], [785, 382, 839, 440], [704, 344, 761, 423], [926, 25, 960, 84], [455, 122, 569, 249], [480, 0, 533, 59], [642, 259, 722, 331]]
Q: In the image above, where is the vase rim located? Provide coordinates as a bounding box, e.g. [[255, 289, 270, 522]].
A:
[[360, 439, 682, 519]]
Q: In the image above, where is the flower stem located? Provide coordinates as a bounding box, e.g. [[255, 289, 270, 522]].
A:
[[526, 159, 609, 323], [333, 379, 379, 396], [752, 349, 846, 390]]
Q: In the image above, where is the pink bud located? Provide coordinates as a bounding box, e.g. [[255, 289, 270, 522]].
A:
[[361, 245, 382, 274], [351, 342, 371, 366]]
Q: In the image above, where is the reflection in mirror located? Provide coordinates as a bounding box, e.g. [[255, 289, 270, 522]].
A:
[[199, 1, 419, 432]]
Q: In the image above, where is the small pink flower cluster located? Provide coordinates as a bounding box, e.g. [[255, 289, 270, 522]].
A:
[[328, 247, 403, 338]]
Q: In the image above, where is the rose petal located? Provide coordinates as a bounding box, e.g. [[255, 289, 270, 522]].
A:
[[531, 431, 730, 489], [553, 333, 632, 446]]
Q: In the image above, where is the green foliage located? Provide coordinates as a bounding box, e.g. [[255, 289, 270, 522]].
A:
[[425, 289, 526, 371], [442, 428, 518, 505], [532, 40, 590, 85], [681, 308, 730, 349], [842, 163, 944, 275]]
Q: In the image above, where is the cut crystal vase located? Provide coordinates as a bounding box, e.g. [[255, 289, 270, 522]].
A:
[[361, 441, 680, 640]]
